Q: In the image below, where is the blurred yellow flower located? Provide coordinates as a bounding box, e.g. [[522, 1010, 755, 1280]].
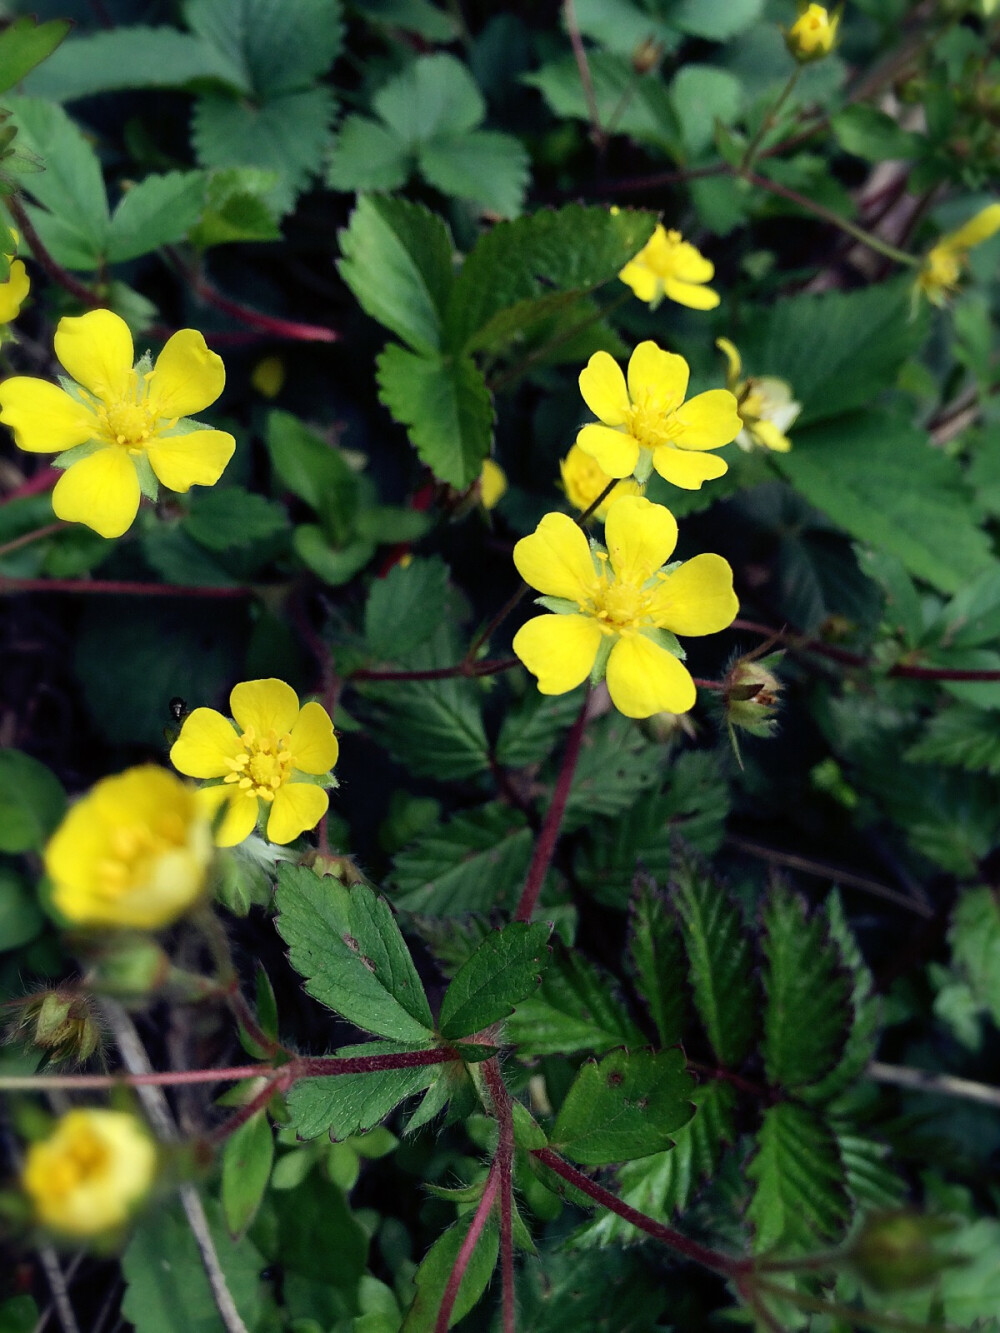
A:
[[916, 203, 1000, 306], [44, 766, 213, 930], [23, 1109, 156, 1237], [0, 309, 235, 539], [576, 341, 741, 489], [559, 443, 641, 519], [251, 355, 285, 399], [479, 457, 507, 509], [0, 231, 29, 325], [618, 224, 720, 310], [785, 3, 840, 61], [512, 495, 738, 718], [170, 678, 339, 847], [716, 338, 800, 453]]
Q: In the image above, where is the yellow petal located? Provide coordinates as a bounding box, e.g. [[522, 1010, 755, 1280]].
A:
[[751, 419, 793, 453], [52, 447, 140, 538], [54, 310, 134, 403], [267, 782, 329, 845], [0, 259, 30, 324], [513, 613, 603, 694], [288, 701, 339, 774], [606, 634, 696, 717], [149, 329, 226, 419], [604, 495, 677, 585], [664, 237, 715, 284], [651, 448, 728, 489], [626, 341, 689, 414], [513, 511, 598, 602], [576, 423, 639, 479], [230, 678, 300, 736], [670, 389, 742, 450], [480, 457, 507, 509], [715, 337, 742, 385], [145, 428, 235, 493], [170, 708, 243, 778], [198, 784, 259, 848], [579, 351, 629, 426], [0, 378, 97, 452], [618, 260, 660, 304], [662, 276, 721, 310], [940, 202, 1000, 253], [649, 553, 738, 635]]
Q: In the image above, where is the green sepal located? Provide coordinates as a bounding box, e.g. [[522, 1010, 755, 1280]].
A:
[[633, 449, 653, 485], [288, 768, 339, 790], [534, 595, 581, 616], [52, 439, 103, 470], [133, 453, 159, 502], [589, 634, 614, 684], [56, 375, 94, 407], [640, 627, 685, 660]]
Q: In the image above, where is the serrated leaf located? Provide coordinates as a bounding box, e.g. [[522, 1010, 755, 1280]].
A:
[[287, 1041, 441, 1140], [563, 713, 666, 829], [275, 865, 434, 1041], [21, 26, 241, 100], [377, 344, 493, 488], [183, 485, 288, 552], [839, 1134, 906, 1211], [522, 55, 681, 157], [931, 566, 1000, 651], [419, 131, 529, 218], [907, 706, 1000, 776], [189, 167, 281, 247], [364, 557, 449, 663], [505, 944, 645, 1057], [402, 1213, 498, 1332], [518, 1250, 667, 1331], [361, 673, 490, 784], [671, 860, 757, 1068], [808, 891, 880, 1100], [949, 886, 1000, 1027], [746, 1102, 850, 1254], [628, 881, 685, 1049], [438, 922, 551, 1039], [375, 52, 484, 141], [0, 750, 66, 854], [107, 171, 208, 263], [670, 65, 742, 158], [184, 0, 343, 98], [495, 689, 584, 769], [266, 409, 358, 543], [553, 1048, 694, 1166], [339, 195, 454, 356], [328, 115, 411, 192], [391, 805, 534, 915], [0, 17, 70, 96], [221, 1110, 274, 1237]]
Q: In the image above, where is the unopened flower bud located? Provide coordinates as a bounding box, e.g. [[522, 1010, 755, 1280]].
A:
[[725, 657, 783, 738], [785, 3, 840, 62], [6, 990, 101, 1067], [850, 1210, 959, 1293], [632, 38, 663, 75]]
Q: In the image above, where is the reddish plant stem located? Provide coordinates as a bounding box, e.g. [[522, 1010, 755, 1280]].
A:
[[0, 577, 254, 598], [515, 688, 590, 922], [295, 1048, 459, 1078], [483, 1060, 516, 1333], [0, 467, 59, 505], [191, 280, 340, 344], [434, 1162, 501, 1333], [563, 0, 603, 147], [204, 1077, 289, 1145], [352, 657, 519, 684], [0, 521, 67, 559], [466, 583, 531, 660], [5, 195, 103, 308]]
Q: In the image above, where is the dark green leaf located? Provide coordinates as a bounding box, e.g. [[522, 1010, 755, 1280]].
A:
[[221, 1110, 274, 1237], [294, 527, 376, 586], [270, 1171, 368, 1290], [906, 706, 1000, 776], [523, 56, 680, 158], [266, 410, 358, 542], [364, 557, 449, 663], [328, 116, 411, 193], [746, 1103, 850, 1254], [0, 750, 66, 853], [107, 171, 207, 263], [374, 54, 484, 143], [360, 675, 491, 784], [189, 167, 281, 247], [949, 886, 1000, 1027], [518, 1250, 667, 1330], [287, 1041, 442, 1139], [390, 805, 533, 915], [438, 922, 551, 1038], [495, 688, 584, 768], [670, 65, 742, 157], [563, 713, 666, 829], [808, 891, 880, 1100], [402, 1213, 498, 1332], [183, 486, 289, 552], [21, 26, 241, 100], [184, 0, 343, 98], [832, 105, 925, 162], [669, 0, 763, 38], [0, 17, 70, 96], [419, 131, 529, 219], [0, 865, 45, 951], [628, 881, 685, 1049], [505, 944, 645, 1056]]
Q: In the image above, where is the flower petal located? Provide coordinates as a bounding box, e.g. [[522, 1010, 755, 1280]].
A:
[[649, 553, 738, 635], [288, 701, 339, 774], [627, 341, 689, 415], [52, 447, 140, 538], [751, 419, 792, 453], [662, 276, 721, 311], [651, 448, 728, 489], [665, 237, 715, 284], [513, 511, 598, 602], [604, 495, 677, 585], [149, 329, 226, 420], [198, 784, 259, 848], [715, 337, 742, 385], [170, 708, 243, 778], [230, 678, 300, 736], [0, 259, 30, 324], [941, 202, 1000, 253], [606, 635, 696, 717], [670, 390, 742, 450], [576, 423, 639, 479], [513, 613, 603, 695], [618, 260, 660, 304], [267, 782, 329, 845], [54, 310, 134, 403], [579, 351, 629, 425], [0, 378, 97, 452], [145, 429, 235, 493]]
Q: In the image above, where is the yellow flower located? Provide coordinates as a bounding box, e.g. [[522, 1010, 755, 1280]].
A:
[[480, 457, 508, 510], [0, 230, 29, 325], [44, 766, 213, 930], [559, 443, 641, 519], [512, 495, 738, 718], [576, 341, 741, 489], [716, 338, 800, 453], [618, 224, 720, 310], [170, 678, 339, 847], [0, 309, 236, 539], [22, 1109, 156, 1237], [785, 3, 840, 62], [916, 203, 1000, 306], [251, 354, 285, 399]]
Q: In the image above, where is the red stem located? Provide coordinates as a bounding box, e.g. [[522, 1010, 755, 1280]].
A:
[[514, 688, 590, 922], [5, 195, 102, 307], [0, 468, 59, 505], [295, 1048, 459, 1078], [0, 522, 67, 560], [483, 1060, 516, 1333], [192, 280, 340, 344], [352, 657, 519, 684], [434, 1162, 501, 1333], [0, 577, 254, 598]]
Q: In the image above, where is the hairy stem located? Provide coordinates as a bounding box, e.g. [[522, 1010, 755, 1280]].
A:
[[352, 657, 519, 684], [483, 1060, 516, 1333], [0, 577, 255, 599], [6, 195, 102, 308], [434, 1162, 501, 1333]]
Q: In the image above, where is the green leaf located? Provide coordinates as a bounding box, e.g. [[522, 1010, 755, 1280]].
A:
[[563, 713, 666, 829], [0, 750, 66, 853], [505, 944, 645, 1057], [107, 171, 208, 263], [628, 881, 685, 1049], [270, 1171, 368, 1292], [832, 105, 926, 162], [21, 27, 243, 100], [671, 859, 757, 1068], [364, 557, 449, 663], [375, 54, 483, 141], [419, 131, 529, 218], [552, 1048, 694, 1166], [294, 527, 376, 585], [0, 865, 45, 952], [377, 345, 493, 488], [668, 0, 764, 39], [949, 886, 1000, 1027], [438, 922, 551, 1039], [571, 0, 679, 56], [183, 486, 289, 552], [188, 167, 281, 247], [275, 865, 435, 1041], [287, 1041, 442, 1139], [184, 0, 343, 98], [328, 116, 411, 193], [572, 1082, 737, 1244], [390, 805, 534, 915], [808, 891, 880, 1099], [361, 667, 491, 784], [266, 410, 359, 543], [221, 1110, 274, 1237], [523, 55, 681, 157], [339, 195, 454, 356], [517, 1251, 667, 1331], [906, 705, 1000, 776], [746, 1103, 850, 1254], [354, 0, 458, 40], [0, 17, 70, 96], [402, 1213, 499, 1332], [930, 566, 1000, 650], [775, 412, 994, 594], [670, 65, 742, 158], [495, 689, 584, 768]]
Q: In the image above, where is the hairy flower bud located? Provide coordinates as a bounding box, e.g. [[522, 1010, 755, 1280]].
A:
[[724, 657, 783, 739], [5, 990, 101, 1067], [785, 3, 840, 62], [850, 1211, 960, 1293]]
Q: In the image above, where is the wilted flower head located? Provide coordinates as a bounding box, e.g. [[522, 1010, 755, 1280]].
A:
[[559, 443, 641, 520], [618, 224, 720, 310], [785, 3, 840, 61], [916, 203, 1000, 306], [716, 339, 800, 453]]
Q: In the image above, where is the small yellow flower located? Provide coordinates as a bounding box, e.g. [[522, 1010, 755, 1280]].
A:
[[618, 224, 720, 310], [170, 678, 339, 847], [512, 495, 738, 718], [576, 341, 741, 489], [716, 338, 800, 453], [0, 230, 29, 325], [44, 766, 213, 930], [479, 457, 508, 510], [785, 3, 840, 62], [916, 203, 1000, 306], [251, 355, 285, 399], [22, 1109, 156, 1237], [559, 443, 641, 519], [0, 309, 236, 539]]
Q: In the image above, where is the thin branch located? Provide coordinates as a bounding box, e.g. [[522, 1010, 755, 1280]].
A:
[[0, 577, 255, 598], [5, 195, 102, 308], [351, 657, 518, 684], [0, 522, 66, 560], [867, 1060, 1000, 1111], [483, 1060, 516, 1333], [35, 1247, 82, 1333], [563, 0, 603, 147], [434, 1163, 501, 1333]]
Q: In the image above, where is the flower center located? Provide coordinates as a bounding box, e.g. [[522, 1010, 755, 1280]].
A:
[[624, 392, 680, 452], [103, 401, 155, 448], [923, 245, 962, 295], [224, 726, 294, 802], [48, 1126, 110, 1196], [588, 571, 655, 634], [648, 229, 684, 277], [95, 812, 188, 898]]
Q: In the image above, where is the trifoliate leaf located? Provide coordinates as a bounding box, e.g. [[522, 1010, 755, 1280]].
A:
[[327, 115, 411, 193], [506, 944, 645, 1057], [628, 881, 685, 1049], [287, 1041, 441, 1140], [374, 53, 484, 142], [364, 557, 449, 664], [523, 54, 681, 155], [390, 805, 534, 915], [746, 1103, 850, 1254], [438, 922, 551, 1039], [106, 170, 207, 263], [184, 0, 344, 99], [419, 130, 529, 218]]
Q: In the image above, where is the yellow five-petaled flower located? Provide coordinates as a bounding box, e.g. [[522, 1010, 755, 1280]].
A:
[[716, 338, 801, 453], [560, 443, 641, 520], [618, 224, 720, 310], [170, 678, 339, 847], [916, 203, 1000, 307], [576, 341, 742, 489], [0, 309, 236, 539], [512, 495, 739, 718]]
